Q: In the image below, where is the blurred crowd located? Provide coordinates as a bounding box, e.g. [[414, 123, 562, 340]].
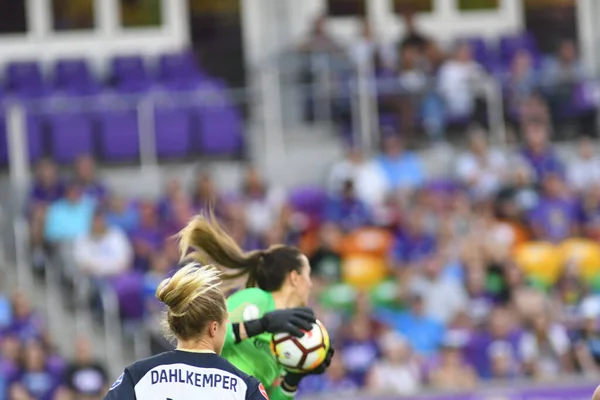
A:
[[0, 290, 109, 400], [297, 12, 594, 142], [1, 11, 600, 400], [3, 112, 600, 399]]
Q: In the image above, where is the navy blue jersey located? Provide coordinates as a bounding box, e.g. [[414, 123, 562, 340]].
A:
[[104, 350, 269, 400]]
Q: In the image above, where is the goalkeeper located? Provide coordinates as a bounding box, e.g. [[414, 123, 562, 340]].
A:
[[177, 215, 334, 399]]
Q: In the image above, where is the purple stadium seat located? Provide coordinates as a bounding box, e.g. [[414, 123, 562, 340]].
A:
[[54, 59, 95, 88], [112, 55, 151, 89], [26, 115, 45, 163], [196, 104, 243, 155], [48, 112, 94, 164], [192, 80, 244, 155], [499, 33, 537, 65], [158, 51, 203, 82], [111, 272, 145, 320], [464, 37, 496, 71], [99, 110, 140, 162], [154, 106, 191, 158], [6, 61, 44, 92]]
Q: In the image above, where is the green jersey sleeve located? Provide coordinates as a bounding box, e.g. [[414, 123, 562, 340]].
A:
[[221, 288, 286, 393]]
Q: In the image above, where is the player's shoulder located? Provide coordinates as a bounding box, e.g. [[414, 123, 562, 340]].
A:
[[228, 287, 271, 302], [127, 350, 255, 383], [227, 288, 273, 321]]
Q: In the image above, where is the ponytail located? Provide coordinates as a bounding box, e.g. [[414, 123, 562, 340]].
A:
[[177, 213, 264, 288]]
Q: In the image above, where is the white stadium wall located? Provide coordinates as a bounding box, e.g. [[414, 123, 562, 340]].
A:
[[0, 0, 189, 77]]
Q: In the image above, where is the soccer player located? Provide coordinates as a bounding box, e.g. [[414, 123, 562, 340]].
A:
[[178, 215, 334, 400], [104, 264, 270, 400]]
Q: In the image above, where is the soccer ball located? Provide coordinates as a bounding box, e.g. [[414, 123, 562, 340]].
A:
[[271, 319, 330, 373]]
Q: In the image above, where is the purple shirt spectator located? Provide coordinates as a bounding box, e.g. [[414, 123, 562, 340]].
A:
[[520, 147, 564, 182], [129, 202, 164, 271], [74, 155, 108, 202], [391, 231, 436, 265], [528, 197, 578, 242], [339, 338, 380, 386], [29, 181, 65, 206], [28, 159, 65, 212], [520, 120, 564, 182], [323, 181, 371, 232]]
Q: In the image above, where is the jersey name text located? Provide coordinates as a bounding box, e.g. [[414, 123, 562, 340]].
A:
[[150, 369, 239, 392]]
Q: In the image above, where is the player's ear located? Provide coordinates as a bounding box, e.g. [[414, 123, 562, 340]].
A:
[[208, 321, 218, 338], [288, 269, 300, 287]]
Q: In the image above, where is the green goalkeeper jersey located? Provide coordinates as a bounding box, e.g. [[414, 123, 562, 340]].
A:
[[222, 288, 294, 399]]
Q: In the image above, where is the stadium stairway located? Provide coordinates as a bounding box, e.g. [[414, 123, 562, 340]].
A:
[[0, 176, 125, 378]]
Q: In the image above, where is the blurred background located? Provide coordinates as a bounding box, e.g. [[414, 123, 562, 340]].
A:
[[1, 0, 600, 399]]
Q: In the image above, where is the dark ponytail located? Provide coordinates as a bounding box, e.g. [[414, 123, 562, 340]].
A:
[[177, 214, 304, 291]]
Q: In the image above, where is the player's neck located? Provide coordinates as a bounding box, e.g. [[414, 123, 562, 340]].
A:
[[176, 339, 216, 354], [271, 290, 297, 309]]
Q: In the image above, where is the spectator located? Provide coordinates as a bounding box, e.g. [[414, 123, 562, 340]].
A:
[[377, 135, 425, 192], [328, 147, 389, 209], [238, 166, 287, 237], [129, 201, 163, 271], [528, 172, 578, 242], [52, 386, 74, 400], [29, 159, 65, 210], [409, 254, 468, 325], [366, 332, 422, 395], [542, 39, 585, 121], [43, 181, 96, 244], [298, 14, 341, 54], [157, 178, 187, 221], [104, 195, 139, 234], [518, 93, 552, 127], [568, 137, 600, 193], [160, 194, 195, 238], [399, 10, 429, 54], [63, 337, 108, 399], [323, 180, 371, 232], [395, 42, 428, 137], [8, 292, 44, 342], [143, 253, 173, 355], [349, 20, 394, 70], [1, 334, 22, 383], [299, 350, 359, 395], [73, 155, 107, 202], [519, 120, 564, 183], [73, 211, 133, 278], [308, 224, 343, 283], [456, 128, 507, 200], [376, 292, 444, 357], [487, 340, 521, 380], [190, 170, 226, 216], [463, 267, 495, 325], [338, 316, 381, 386], [573, 296, 600, 376], [465, 307, 522, 379], [505, 50, 539, 120], [578, 183, 600, 240], [18, 339, 58, 400], [429, 332, 478, 391], [390, 209, 436, 271], [519, 310, 573, 380], [437, 42, 486, 121]]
